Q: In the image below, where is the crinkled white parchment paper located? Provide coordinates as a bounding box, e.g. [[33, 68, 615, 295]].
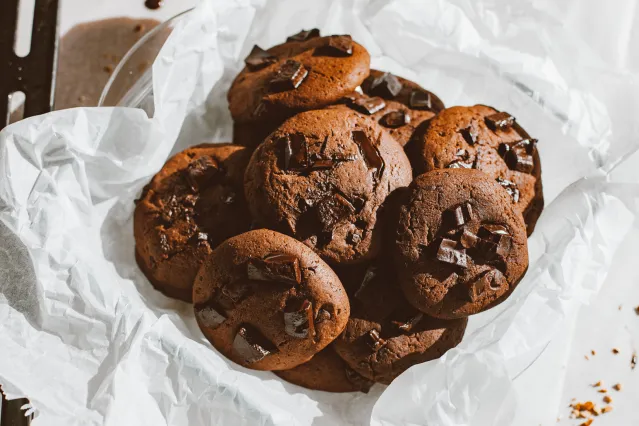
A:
[[2, 0, 639, 425]]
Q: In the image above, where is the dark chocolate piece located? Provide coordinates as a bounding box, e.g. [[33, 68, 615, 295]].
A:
[[368, 72, 403, 98], [194, 303, 227, 329], [352, 130, 385, 180], [459, 126, 477, 145], [286, 28, 320, 42], [478, 224, 512, 259], [217, 281, 252, 310], [390, 307, 424, 332], [364, 329, 386, 351], [409, 90, 432, 110], [309, 158, 335, 170], [444, 202, 474, 228], [447, 160, 473, 169], [316, 192, 356, 231], [468, 269, 506, 302], [269, 60, 308, 92], [351, 96, 386, 115], [315, 307, 332, 323], [244, 45, 277, 71], [233, 325, 277, 363], [345, 367, 373, 393], [460, 229, 479, 249], [283, 299, 314, 338], [505, 146, 534, 173], [485, 112, 515, 131], [317, 35, 353, 56], [283, 133, 309, 171], [496, 177, 520, 203], [247, 253, 302, 285], [379, 110, 409, 128], [182, 156, 219, 191], [435, 238, 467, 268], [497, 142, 510, 157]]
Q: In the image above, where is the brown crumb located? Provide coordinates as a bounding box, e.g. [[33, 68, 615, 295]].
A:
[[598, 388, 607, 393], [635, 305, 639, 315], [582, 401, 594, 411], [602, 406, 613, 413], [619, 305, 622, 310], [603, 395, 612, 403], [585, 355, 590, 360], [572, 398, 577, 401], [77, 95, 87, 103], [612, 348, 620, 354], [613, 383, 622, 391], [576, 411, 587, 419], [632, 352, 637, 369], [103, 65, 114, 74], [592, 406, 602, 416], [579, 419, 593, 426], [591, 350, 596, 356], [134, 24, 145, 33], [593, 381, 602, 387]]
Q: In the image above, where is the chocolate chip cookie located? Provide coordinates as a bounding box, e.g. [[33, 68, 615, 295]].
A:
[[228, 32, 370, 126], [274, 346, 373, 393], [409, 105, 544, 234], [193, 229, 350, 370], [134, 143, 252, 302], [392, 169, 529, 319], [332, 262, 467, 384], [244, 107, 413, 265]]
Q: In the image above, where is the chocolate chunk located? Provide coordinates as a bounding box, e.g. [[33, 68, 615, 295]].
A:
[[269, 60, 308, 92], [315, 307, 332, 323], [496, 177, 520, 203], [352, 130, 385, 180], [194, 303, 227, 329], [244, 45, 277, 71], [447, 160, 473, 169], [316, 192, 356, 231], [485, 112, 515, 131], [247, 253, 302, 285], [460, 229, 479, 249], [364, 329, 386, 351], [444, 202, 474, 228], [308, 158, 335, 170], [317, 35, 353, 56], [286, 28, 320, 42], [380, 110, 410, 128], [478, 224, 512, 259], [460, 126, 477, 145], [183, 156, 219, 191], [390, 307, 424, 332], [497, 142, 511, 157], [283, 299, 314, 338], [217, 281, 252, 310], [283, 133, 309, 171], [345, 367, 373, 393], [515, 138, 538, 154], [505, 146, 534, 173], [409, 90, 433, 110], [351, 96, 386, 115], [368, 72, 403, 98], [435, 238, 467, 268], [233, 325, 277, 364], [468, 269, 506, 302]]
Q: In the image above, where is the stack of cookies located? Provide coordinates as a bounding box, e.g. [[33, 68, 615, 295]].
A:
[[134, 30, 543, 393]]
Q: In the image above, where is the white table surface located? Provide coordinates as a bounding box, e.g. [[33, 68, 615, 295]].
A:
[[12, 1, 639, 425]]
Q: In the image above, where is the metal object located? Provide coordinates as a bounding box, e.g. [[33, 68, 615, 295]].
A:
[[0, 0, 59, 127], [0, 1, 59, 422]]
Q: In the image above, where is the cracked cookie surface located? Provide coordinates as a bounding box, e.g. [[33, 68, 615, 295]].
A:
[[392, 169, 529, 319], [134, 143, 252, 302]]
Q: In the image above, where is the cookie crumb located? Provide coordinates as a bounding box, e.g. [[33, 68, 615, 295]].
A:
[[593, 381, 602, 387], [613, 383, 622, 391], [591, 350, 596, 356], [632, 352, 637, 369], [597, 388, 607, 393], [612, 348, 620, 354], [592, 405, 602, 416], [619, 305, 622, 310], [103, 65, 114, 74], [585, 355, 590, 360], [602, 405, 613, 413], [579, 419, 593, 426], [134, 24, 144, 33], [603, 395, 612, 403], [635, 305, 639, 315]]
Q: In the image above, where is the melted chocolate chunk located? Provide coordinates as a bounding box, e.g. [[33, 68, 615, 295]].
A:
[[409, 90, 433, 110], [364, 329, 386, 351], [444, 202, 474, 228], [478, 224, 512, 259], [369, 72, 403, 98], [269, 60, 308, 92], [316, 193, 356, 231], [283, 133, 309, 171], [317, 35, 353, 56], [459, 126, 477, 145], [183, 156, 219, 191], [283, 299, 314, 338], [496, 177, 520, 203], [352, 130, 385, 180], [233, 325, 277, 364], [247, 253, 302, 285], [390, 307, 424, 332], [351, 96, 386, 115], [505, 146, 534, 174], [244, 45, 277, 71], [460, 229, 479, 249], [315, 307, 332, 323], [467, 269, 506, 302], [435, 238, 468, 268], [485, 112, 515, 131], [286, 28, 320, 42], [194, 303, 227, 329], [217, 281, 252, 310], [345, 367, 373, 393], [380, 110, 410, 128]]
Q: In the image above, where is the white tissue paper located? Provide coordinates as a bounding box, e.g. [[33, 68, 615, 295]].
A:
[[1, 0, 639, 425]]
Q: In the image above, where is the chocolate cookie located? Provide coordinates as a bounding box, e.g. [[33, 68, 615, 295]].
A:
[[331, 93, 435, 147], [274, 346, 373, 393], [244, 108, 413, 265], [332, 262, 467, 384], [228, 32, 370, 126], [409, 105, 544, 235], [134, 143, 252, 302], [392, 169, 529, 319], [360, 70, 445, 114], [193, 229, 350, 370]]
